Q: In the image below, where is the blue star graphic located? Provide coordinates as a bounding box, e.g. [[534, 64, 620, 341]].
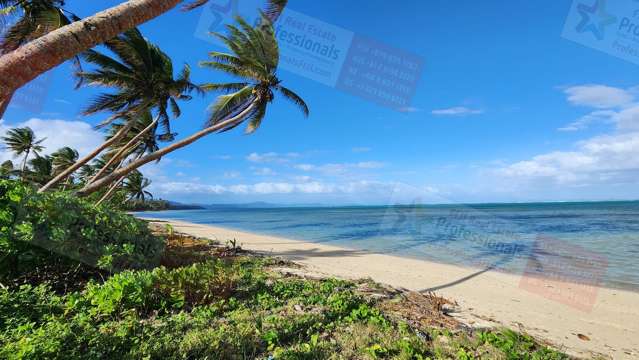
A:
[[576, 0, 618, 40]]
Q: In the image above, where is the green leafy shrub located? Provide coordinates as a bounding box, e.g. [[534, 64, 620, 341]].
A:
[[80, 260, 264, 319], [0, 180, 165, 280]]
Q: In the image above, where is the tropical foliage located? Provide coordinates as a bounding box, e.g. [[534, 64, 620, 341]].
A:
[[1, 127, 155, 204], [0, 229, 569, 359], [77, 13, 309, 196], [0, 127, 44, 173], [0, 179, 165, 279], [39, 27, 199, 192]]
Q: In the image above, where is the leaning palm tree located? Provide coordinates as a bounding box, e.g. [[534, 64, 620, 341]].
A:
[[0, 0, 81, 117], [50, 146, 78, 188], [38, 28, 199, 193], [94, 113, 164, 205], [78, 13, 308, 196], [77, 164, 96, 184], [122, 170, 152, 202], [0, 0, 288, 116], [1, 126, 45, 175], [24, 154, 52, 185]]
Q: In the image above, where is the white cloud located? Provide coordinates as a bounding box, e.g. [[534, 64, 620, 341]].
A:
[[563, 85, 633, 109], [294, 161, 385, 175], [613, 105, 639, 131], [246, 152, 299, 163], [0, 118, 102, 163], [431, 106, 483, 116], [558, 110, 617, 131], [223, 171, 241, 179], [398, 106, 422, 113], [252, 167, 276, 176], [497, 132, 639, 184], [294, 163, 315, 171], [153, 179, 439, 200], [558, 84, 639, 132]]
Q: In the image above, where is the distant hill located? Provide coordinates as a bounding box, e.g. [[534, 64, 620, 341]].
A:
[[203, 202, 327, 209], [167, 201, 205, 210]]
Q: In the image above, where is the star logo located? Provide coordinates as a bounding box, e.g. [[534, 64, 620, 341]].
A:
[[576, 0, 618, 40]]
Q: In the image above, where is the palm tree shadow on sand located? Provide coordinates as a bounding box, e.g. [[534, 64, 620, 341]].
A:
[[418, 250, 543, 293]]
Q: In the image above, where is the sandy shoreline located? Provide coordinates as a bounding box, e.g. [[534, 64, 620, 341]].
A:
[[144, 217, 638, 359]]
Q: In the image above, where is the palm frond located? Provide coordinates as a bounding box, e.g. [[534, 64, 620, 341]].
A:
[[207, 85, 255, 127], [276, 85, 309, 117]]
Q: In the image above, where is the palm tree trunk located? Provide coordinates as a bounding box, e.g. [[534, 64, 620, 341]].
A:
[[88, 117, 158, 185], [95, 151, 145, 206], [20, 148, 30, 178], [38, 121, 134, 193], [0, 91, 14, 119], [95, 175, 126, 206], [0, 0, 183, 101], [78, 102, 258, 196]]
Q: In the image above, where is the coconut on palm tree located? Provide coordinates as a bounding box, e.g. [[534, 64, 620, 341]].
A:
[[0, 0, 288, 116], [1, 126, 45, 176], [38, 28, 199, 193], [0, 0, 81, 117], [78, 12, 308, 196]]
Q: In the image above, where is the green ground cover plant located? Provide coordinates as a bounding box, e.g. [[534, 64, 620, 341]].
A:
[[0, 180, 164, 285], [0, 217, 571, 359]]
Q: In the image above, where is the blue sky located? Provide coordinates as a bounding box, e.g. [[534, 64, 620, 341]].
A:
[[2, 0, 639, 205]]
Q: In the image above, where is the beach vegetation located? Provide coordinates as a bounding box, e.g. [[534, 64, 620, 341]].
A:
[[0, 127, 45, 175], [0, 221, 570, 359], [0, 179, 164, 282]]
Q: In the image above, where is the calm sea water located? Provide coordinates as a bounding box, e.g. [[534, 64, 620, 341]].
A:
[[138, 202, 639, 291]]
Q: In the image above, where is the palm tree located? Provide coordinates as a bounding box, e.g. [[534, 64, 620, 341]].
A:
[[0, 0, 288, 115], [24, 154, 52, 185], [0, 0, 80, 117], [1, 126, 45, 175], [0, 159, 15, 179], [51, 146, 78, 173], [94, 113, 164, 205], [38, 28, 199, 193], [122, 170, 152, 201], [51, 146, 78, 188], [78, 12, 308, 196], [77, 164, 96, 184]]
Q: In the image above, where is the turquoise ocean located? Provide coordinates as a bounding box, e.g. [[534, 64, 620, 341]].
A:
[[138, 201, 639, 291]]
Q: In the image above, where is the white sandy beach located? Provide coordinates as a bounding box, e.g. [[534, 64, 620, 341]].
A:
[[148, 218, 639, 359]]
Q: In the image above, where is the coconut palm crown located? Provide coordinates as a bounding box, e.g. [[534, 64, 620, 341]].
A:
[[199, 13, 309, 134], [123, 170, 152, 201], [0, 0, 79, 54], [1, 126, 45, 172], [78, 27, 201, 135]]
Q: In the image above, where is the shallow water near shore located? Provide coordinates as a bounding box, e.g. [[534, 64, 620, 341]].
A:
[[138, 201, 639, 291]]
